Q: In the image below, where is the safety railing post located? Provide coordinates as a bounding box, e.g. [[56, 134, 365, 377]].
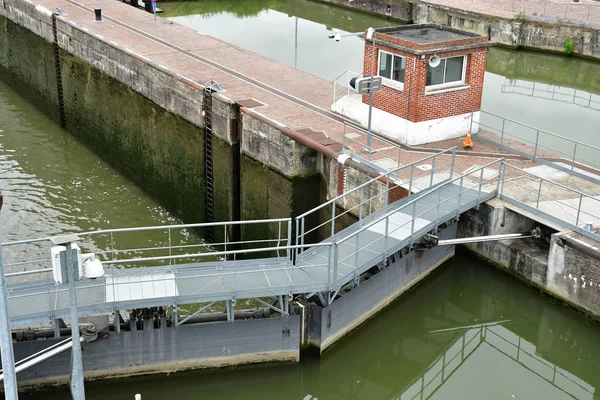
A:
[[496, 161, 504, 195], [331, 202, 336, 237], [301, 218, 306, 253], [571, 142, 578, 171], [327, 243, 333, 290], [449, 149, 456, 179], [223, 226, 227, 260], [287, 220, 292, 260], [434, 189, 441, 228], [332, 243, 339, 290], [410, 202, 417, 248], [354, 234, 360, 272], [294, 218, 300, 262], [383, 215, 390, 262], [469, 109, 474, 134], [500, 117, 505, 146], [576, 194, 583, 226], [430, 156, 436, 188], [385, 174, 390, 207], [533, 130, 540, 160], [359, 186, 364, 221], [456, 176, 464, 218], [536, 179, 543, 209], [408, 165, 414, 194], [476, 168, 484, 206]]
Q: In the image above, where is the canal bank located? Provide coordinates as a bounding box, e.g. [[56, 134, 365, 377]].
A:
[[1, 0, 600, 391]]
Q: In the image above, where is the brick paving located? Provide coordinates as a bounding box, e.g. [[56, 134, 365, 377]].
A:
[[32, 0, 595, 183]]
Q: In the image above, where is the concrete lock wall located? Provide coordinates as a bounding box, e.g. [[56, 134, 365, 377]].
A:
[[313, 0, 413, 22], [413, 1, 600, 59], [458, 199, 600, 319], [9, 316, 300, 388], [308, 222, 457, 352]]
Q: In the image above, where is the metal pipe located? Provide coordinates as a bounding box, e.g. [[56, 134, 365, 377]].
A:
[[0, 245, 18, 399], [434, 230, 540, 246], [0, 338, 82, 382]]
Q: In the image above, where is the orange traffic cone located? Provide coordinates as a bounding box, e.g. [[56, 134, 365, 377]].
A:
[[464, 131, 473, 149]]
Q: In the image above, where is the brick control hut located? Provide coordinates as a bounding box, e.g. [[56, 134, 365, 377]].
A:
[[333, 24, 489, 145]]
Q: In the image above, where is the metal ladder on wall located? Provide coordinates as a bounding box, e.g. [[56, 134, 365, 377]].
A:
[[203, 87, 214, 241]]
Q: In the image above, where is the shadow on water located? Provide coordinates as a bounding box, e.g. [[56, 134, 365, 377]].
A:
[[30, 254, 600, 399]]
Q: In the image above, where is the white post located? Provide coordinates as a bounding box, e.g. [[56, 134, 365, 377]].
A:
[[0, 245, 18, 400], [66, 243, 86, 399]]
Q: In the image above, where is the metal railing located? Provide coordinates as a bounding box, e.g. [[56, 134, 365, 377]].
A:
[[1, 218, 293, 283], [501, 79, 600, 112], [498, 162, 600, 241], [471, 109, 600, 184], [332, 69, 362, 105], [325, 159, 502, 290], [342, 122, 412, 174], [295, 148, 458, 255], [511, 0, 600, 26]]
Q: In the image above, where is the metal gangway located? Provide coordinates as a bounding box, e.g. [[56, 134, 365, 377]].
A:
[[0, 149, 502, 326]]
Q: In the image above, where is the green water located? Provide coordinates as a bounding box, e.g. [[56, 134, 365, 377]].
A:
[[31, 254, 600, 399], [0, 78, 206, 273], [162, 0, 600, 146]]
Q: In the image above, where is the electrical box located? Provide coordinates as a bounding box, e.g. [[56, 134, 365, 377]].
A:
[[51, 243, 82, 284]]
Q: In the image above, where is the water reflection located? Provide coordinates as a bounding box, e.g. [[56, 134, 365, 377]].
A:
[[501, 78, 600, 112]]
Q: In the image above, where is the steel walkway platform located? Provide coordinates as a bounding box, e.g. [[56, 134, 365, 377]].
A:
[[2, 151, 501, 325]]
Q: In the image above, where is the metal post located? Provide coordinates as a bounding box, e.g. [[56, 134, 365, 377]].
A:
[[332, 243, 339, 289], [533, 130, 540, 160], [449, 150, 456, 179], [66, 243, 85, 399], [354, 235, 360, 272], [331, 202, 336, 237], [301, 218, 305, 252], [168, 228, 172, 266], [385, 175, 390, 207], [500, 118, 505, 146], [294, 17, 298, 69], [366, 39, 376, 153], [410, 202, 417, 248], [571, 142, 578, 171], [294, 218, 300, 261], [408, 165, 414, 194], [476, 168, 484, 206], [430, 156, 436, 188], [576, 194, 583, 225], [383, 216, 390, 262], [0, 245, 18, 400], [536, 179, 543, 208], [469, 110, 474, 134], [115, 310, 120, 333], [456, 177, 464, 218], [359, 187, 364, 220], [287, 220, 292, 260]]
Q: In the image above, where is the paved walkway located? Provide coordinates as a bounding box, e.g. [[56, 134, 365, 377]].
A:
[[35, 0, 528, 177], [421, 0, 600, 26]]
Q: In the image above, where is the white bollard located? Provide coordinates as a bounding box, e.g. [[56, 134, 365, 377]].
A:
[[135, 395, 142, 400]]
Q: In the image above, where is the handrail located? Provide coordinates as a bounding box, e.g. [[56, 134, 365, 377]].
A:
[[502, 163, 598, 197], [478, 109, 600, 152], [101, 242, 334, 266], [336, 159, 503, 245], [2, 218, 292, 247], [295, 148, 457, 220]]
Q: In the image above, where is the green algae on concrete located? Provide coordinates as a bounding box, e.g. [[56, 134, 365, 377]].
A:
[[59, 50, 206, 225], [0, 15, 61, 124]]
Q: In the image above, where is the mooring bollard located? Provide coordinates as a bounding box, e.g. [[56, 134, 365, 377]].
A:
[[94, 8, 102, 21]]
